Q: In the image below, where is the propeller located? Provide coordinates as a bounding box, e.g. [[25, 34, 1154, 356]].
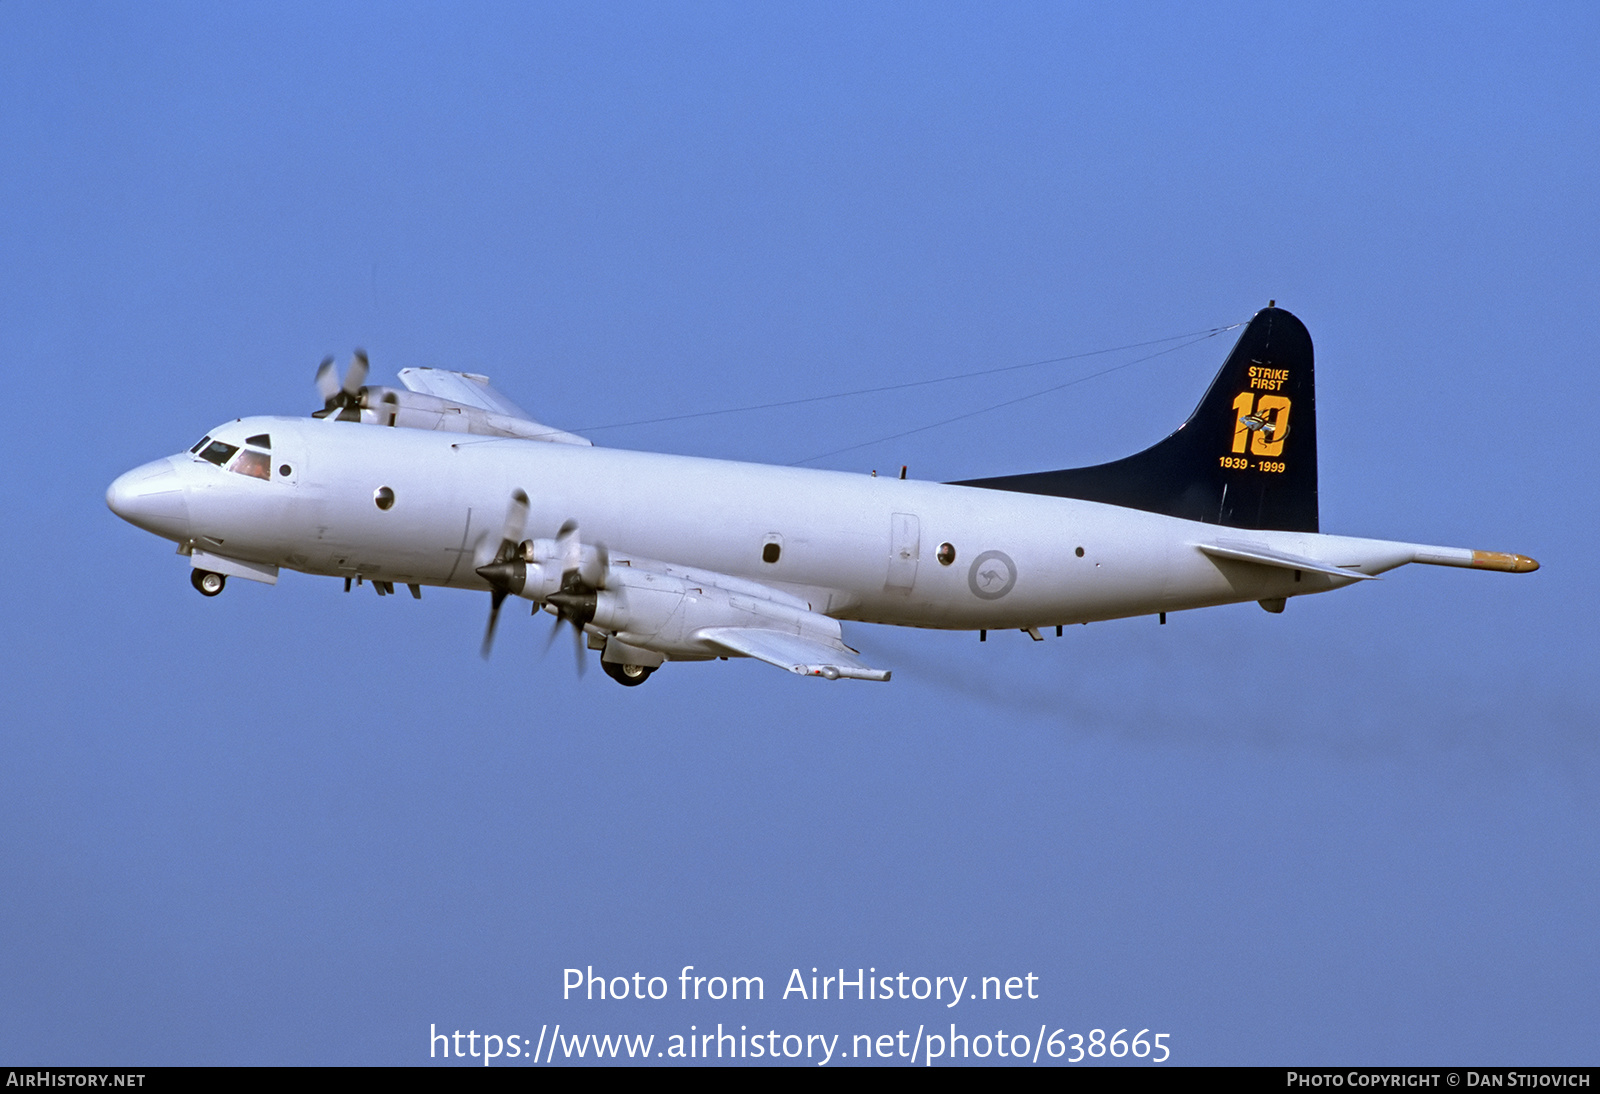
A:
[[543, 519, 609, 677], [313, 350, 369, 421], [474, 489, 530, 659]]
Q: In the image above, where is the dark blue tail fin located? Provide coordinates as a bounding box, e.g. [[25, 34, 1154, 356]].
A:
[[954, 306, 1318, 532]]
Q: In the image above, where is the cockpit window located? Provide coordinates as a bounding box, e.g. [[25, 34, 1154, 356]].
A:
[[245, 433, 271, 448], [190, 436, 212, 454], [231, 449, 271, 480], [199, 440, 239, 466]]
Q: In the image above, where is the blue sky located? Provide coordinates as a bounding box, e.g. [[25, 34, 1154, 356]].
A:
[[2, 2, 1596, 1066]]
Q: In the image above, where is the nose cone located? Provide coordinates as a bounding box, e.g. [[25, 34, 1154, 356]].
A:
[[107, 458, 192, 541]]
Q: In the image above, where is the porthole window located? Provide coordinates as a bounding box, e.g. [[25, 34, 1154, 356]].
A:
[[1075, 546, 1085, 557], [279, 464, 292, 477], [936, 542, 956, 566], [374, 486, 395, 510], [762, 542, 781, 564]]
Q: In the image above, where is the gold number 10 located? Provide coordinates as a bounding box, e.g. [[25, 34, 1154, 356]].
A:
[[1231, 392, 1291, 457]]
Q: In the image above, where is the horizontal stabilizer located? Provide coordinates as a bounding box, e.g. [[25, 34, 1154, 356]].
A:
[[699, 627, 892, 682], [1197, 540, 1380, 580]]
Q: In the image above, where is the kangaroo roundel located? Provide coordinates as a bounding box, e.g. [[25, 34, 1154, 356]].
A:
[[967, 550, 1018, 601]]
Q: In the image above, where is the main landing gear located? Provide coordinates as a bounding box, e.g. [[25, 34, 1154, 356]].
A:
[[602, 661, 656, 687], [190, 569, 226, 597]]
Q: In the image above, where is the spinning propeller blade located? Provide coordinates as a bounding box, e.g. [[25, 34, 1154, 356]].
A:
[[314, 349, 371, 420], [481, 589, 508, 660], [542, 519, 608, 678], [474, 490, 531, 660], [342, 350, 368, 398], [314, 356, 339, 403]]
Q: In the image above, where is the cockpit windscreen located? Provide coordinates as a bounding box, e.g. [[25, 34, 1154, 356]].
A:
[[198, 440, 239, 466]]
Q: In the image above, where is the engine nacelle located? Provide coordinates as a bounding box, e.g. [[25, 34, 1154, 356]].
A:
[[486, 544, 849, 663], [480, 538, 611, 603]]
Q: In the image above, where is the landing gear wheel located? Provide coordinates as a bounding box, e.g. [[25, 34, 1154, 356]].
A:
[[602, 660, 655, 687], [191, 569, 226, 597]]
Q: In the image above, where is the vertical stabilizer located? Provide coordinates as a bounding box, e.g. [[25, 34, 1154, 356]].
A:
[[954, 306, 1319, 532]]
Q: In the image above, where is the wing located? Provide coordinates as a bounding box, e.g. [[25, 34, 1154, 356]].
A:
[[502, 535, 892, 682], [396, 367, 530, 417], [386, 367, 591, 445], [699, 626, 892, 682]]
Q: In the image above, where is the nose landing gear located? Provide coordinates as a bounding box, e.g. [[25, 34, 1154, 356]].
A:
[[191, 569, 226, 597], [601, 660, 655, 687]]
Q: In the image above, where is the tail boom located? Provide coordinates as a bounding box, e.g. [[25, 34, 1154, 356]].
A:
[[1412, 546, 1541, 573]]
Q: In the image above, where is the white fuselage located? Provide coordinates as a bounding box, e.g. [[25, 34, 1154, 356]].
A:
[[118, 415, 1425, 630]]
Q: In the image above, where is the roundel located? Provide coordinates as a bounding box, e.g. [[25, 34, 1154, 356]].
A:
[[967, 550, 1017, 600]]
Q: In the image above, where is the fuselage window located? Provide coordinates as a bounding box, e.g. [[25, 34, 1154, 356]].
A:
[[190, 436, 212, 454], [199, 440, 239, 466], [245, 433, 272, 449], [231, 449, 272, 480]]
